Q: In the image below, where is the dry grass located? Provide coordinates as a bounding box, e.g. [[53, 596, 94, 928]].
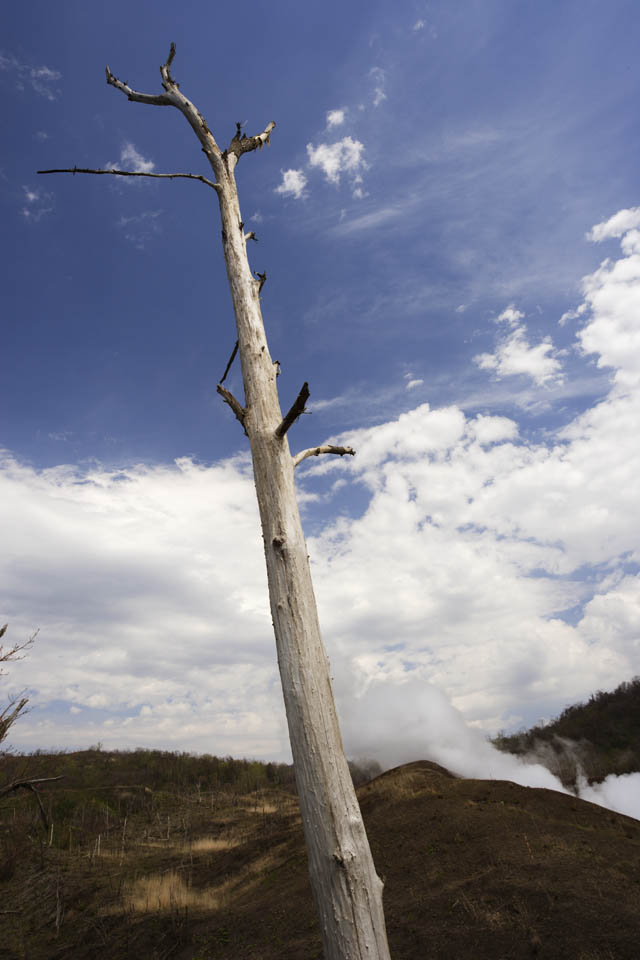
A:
[[184, 835, 241, 853], [123, 869, 223, 913], [370, 771, 440, 802], [119, 848, 283, 915]]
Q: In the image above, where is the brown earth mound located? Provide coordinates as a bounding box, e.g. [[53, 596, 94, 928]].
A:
[[183, 760, 640, 960]]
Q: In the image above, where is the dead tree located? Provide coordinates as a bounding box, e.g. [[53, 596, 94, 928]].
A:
[[39, 45, 390, 960]]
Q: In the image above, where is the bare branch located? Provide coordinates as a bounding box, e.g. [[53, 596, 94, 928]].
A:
[[0, 777, 64, 833], [37, 167, 220, 191], [293, 445, 356, 469], [106, 60, 172, 107], [217, 384, 247, 434], [276, 382, 310, 439], [0, 776, 64, 800], [1, 626, 38, 669], [254, 270, 267, 293], [244, 231, 258, 243], [106, 44, 223, 162], [0, 696, 29, 745], [219, 340, 239, 385], [226, 120, 276, 161]]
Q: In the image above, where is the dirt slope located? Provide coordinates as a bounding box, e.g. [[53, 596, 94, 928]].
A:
[[199, 761, 640, 960], [2, 760, 639, 959]]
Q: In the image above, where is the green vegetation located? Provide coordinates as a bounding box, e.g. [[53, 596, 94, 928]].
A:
[[493, 677, 640, 787]]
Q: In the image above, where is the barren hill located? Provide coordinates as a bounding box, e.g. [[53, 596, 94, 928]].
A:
[[1, 758, 639, 959]]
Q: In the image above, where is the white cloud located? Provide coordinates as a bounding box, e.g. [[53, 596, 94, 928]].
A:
[[369, 67, 387, 107], [0, 53, 61, 99], [275, 168, 307, 200], [4, 209, 640, 821], [326, 108, 346, 128], [108, 142, 155, 175], [412, 19, 426, 32], [307, 137, 365, 185], [474, 306, 563, 386], [406, 379, 423, 390], [495, 304, 524, 326], [576, 226, 640, 387], [588, 206, 640, 242]]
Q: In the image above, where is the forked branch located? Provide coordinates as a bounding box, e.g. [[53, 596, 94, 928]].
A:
[[293, 445, 356, 468]]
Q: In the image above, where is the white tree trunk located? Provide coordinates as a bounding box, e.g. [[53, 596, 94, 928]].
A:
[[45, 46, 392, 960], [217, 160, 390, 959]]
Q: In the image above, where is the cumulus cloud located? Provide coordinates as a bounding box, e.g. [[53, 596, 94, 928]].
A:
[[576, 226, 640, 387], [326, 108, 346, 128], [1, 453, 285, 757], [274, 168, 307, 200], [588, 206, 640, 242], [307, 137, 365, 185], [0, 53, 61, 99], [473, 305, 563, 386], [4, 209, 640, 822]]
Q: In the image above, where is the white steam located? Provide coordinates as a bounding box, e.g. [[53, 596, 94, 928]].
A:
[[339, 675, 640, 821]]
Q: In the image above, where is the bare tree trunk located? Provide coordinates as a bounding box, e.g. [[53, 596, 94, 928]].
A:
[[39, 45, 391, 960]]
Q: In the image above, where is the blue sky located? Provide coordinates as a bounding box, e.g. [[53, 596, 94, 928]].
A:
[[2, 1, 640, 805]]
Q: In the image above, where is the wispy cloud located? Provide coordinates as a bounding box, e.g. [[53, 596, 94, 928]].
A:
[[107, 142, 155, 176], [20, 185, 54, 222], [0, 52, 62, 100], [117, 209, 163, 249], [369, 67, 387, 107]]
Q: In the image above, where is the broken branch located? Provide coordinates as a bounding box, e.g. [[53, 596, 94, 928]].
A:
[[0, 776, 64, 833], [275, 382, 310, 439], [293, 445, 356, 469], [37, 167, 220, 191], [217, 384, 247, 433], [219, 340, 239, 385], [226, 121, 276, 161]]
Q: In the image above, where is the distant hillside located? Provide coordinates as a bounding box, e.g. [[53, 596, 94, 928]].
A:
[[2, 757, 639, 959], [493, 677, 640, 787]]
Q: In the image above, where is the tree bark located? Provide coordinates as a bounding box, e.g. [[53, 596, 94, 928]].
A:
[[40, 45, 391, 960]]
